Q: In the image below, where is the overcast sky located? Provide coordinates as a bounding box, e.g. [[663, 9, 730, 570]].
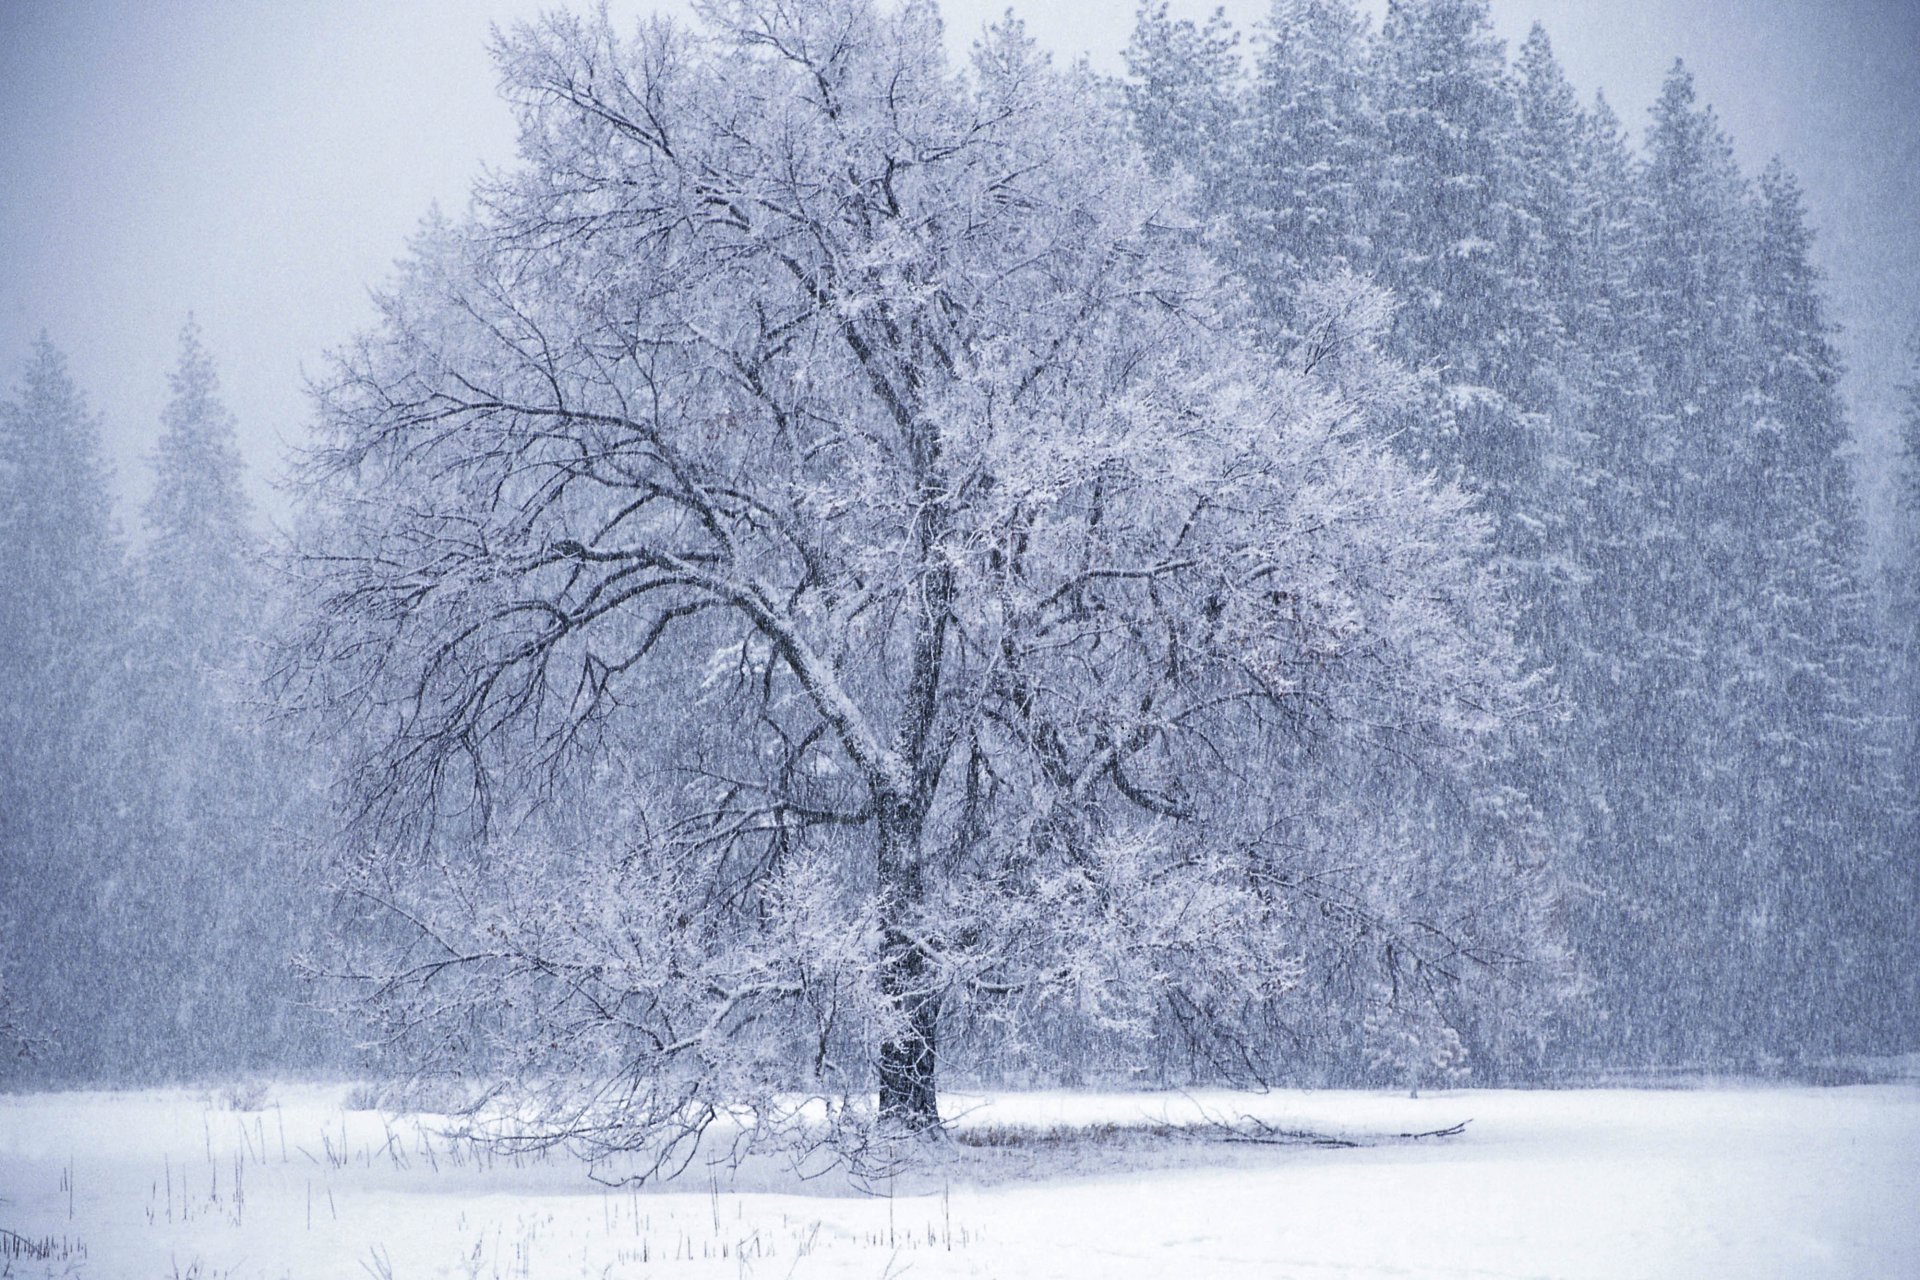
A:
[[2, 0, 1915, 550]]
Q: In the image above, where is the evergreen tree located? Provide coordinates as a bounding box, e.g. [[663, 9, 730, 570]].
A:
[[1721, 163, 1896, 1057], [1368, 0, 1517, 381], [1125, 13, 1906, 1072], [1507, 25, 1582, 393], [1477, 38, 1625, 1039], [0, 324, 329, 1083], [1237, 0, 1378, 330], [1123, 2, 1243, 207], [1545, 90, 1666, 1064], [1491, 27, 1595, 687], [1881, 335, 1920, 1046], [1574, 63, 1752, 1064], [1634, 65, 1751, 475], [1900, 331, 1920, 805], [114, 320, 320, 1077], [143, 317, 256, 645], [1566, 69, 1899, 1066], [0, 338, 126, 1080], [1364, 3, 1549, 689]]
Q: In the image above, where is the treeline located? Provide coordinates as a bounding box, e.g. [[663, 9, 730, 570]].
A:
[[0, 326, 337, 1083], [1125, 0, 1914, 1066]]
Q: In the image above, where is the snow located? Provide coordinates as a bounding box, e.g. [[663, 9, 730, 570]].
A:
[[2, 1082, 1915, 1278]]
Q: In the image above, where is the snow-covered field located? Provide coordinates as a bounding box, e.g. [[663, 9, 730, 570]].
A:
[[2, 1081, 1916, 1278]]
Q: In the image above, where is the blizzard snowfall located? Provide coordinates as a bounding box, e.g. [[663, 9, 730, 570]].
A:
[[2, 2, 1919, 1278], [3, 1082, 1916, 1278]]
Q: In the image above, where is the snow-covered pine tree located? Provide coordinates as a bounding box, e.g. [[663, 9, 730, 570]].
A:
[[1569, 61, 1755, 1066], [1892, 337, 1920, 1042], [1123, 1, 1244, 215], [1728, 165, 1899, 1058], [1124, 7, 1904, 1075], [1368, 0, 1519, 386], [1544, 87, 1664, 1065], [142, 318, 256, 652], [1873, 335, 1920, 1059], [91, 320, 324, 1079], [1365, 2, 1551, 718], [0, 338, 126, 1082], [1125, 2, 1580, 1080], [1575, 66, 1900, 1067], [1237, 0, 1378, 331], [1506, 25, 1581, 403], [1488, 24, 1596, 869]]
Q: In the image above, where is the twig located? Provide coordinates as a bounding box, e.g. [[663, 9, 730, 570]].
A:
[[1396, 1119, 1471, 1140]]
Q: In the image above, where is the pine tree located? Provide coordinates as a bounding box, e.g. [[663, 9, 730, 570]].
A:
[[1123, 2, 1244, 205], [1546, 90, 1667, 1065], [1122, 8, 1905, 1073], [1122, 2, 1580, 1083], [1569, 68, 1898, 1066], [1493, 28, 1595, 667], [0, 338, 126, 1080], [1722, 163, 1896, 1057], [1507, 25, 1581, 393], [1875, 333, 1920, 1048], [0, 338, 121, 696], [1472, 35, 1620, 1034], [1899, 332, 1920, 821], [1573, 63, 1747, 1064], [143, 317, 256, 651], [1369, 0, 1517, 379], [113, 320, 319, 1077], [0, 323, 326, 1081], [1236, 0, 1378, 330], [1635, 65, 1750, 469]]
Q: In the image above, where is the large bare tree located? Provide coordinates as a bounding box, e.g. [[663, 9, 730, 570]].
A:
[[285, 0, 1553, 1168]]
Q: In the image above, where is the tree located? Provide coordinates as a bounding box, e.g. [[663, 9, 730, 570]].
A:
[[285, 0, 1552, 1163], [1506, 24, 1580, 397], [1721, 165, 1898, 1057], [0, 324, 332, 1084], [1562, 62, 1756, 1064], [0, 337, 125, 1081], [1554, 68, 1900, 1066], [91, 319, 327, 1078], [1123, 5, 1906, 1073], [1123, 1, 1244, 211], [1540, 87, 1661, 1064], [142, 318, 256, 640], [1235, 0, 1378, 332], [1368, 0, 1517, 377], [1879, 332, 1920, 1045]]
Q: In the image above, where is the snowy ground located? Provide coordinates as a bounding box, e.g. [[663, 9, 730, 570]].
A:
[[2, 1081, 1916, 1278]]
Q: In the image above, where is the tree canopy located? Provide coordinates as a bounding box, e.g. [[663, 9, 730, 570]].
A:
[[284, 0, 1554, 1163]]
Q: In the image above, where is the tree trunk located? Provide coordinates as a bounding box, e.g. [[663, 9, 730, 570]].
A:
[[877, 947, 940, 1128], [874, 541, 949, 1131], [875, 795, 940, 1130]]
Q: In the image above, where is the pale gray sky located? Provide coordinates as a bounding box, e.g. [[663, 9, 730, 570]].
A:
[[2, 0, 1915, 548]]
